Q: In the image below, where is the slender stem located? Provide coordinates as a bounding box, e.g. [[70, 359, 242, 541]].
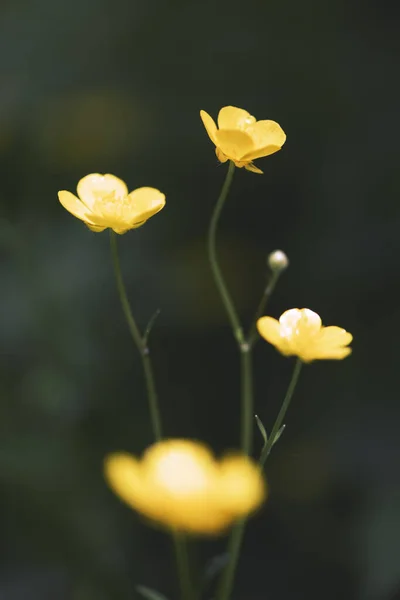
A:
[[217, 519, 246, 600], [247, 270, 281, 348], [260, 358, 303, 467], [218, 360, 302, 600], [109, 230, 162, 441], [142, 351, 163, 442], [240, 345, 254, 455], [173, 534, 194, 600], [217, 340, 252, 600], [207, 161, 244, 345], [110, 232, 194, 597]]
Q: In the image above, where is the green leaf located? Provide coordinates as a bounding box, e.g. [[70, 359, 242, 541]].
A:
[[143, 309, 161, 345], [203, 552, 229, 585], [255, 414, 268, 450], [273, 424, 286, 445], [136, 585, 169, 600]]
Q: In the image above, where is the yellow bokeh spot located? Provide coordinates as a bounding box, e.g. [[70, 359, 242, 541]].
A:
[[105, 439, 266, 535]]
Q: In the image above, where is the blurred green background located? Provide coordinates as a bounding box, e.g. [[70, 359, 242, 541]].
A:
[[1, 0, 399, 599]]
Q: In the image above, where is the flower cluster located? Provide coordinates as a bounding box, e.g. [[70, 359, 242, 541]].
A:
[[104, 440, 266, 535], [57, 105, 353, 540]]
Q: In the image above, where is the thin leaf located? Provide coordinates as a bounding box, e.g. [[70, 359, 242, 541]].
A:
[[143, 309, 161, 345], [255, 414, 268, 450], [273, 424, 286, 445], [136, 585, 169, 600], [203, 553, 229, 585]]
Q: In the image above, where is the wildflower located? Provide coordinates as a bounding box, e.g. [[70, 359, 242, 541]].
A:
[[200, 106, 286, 174], [104, 439, 266, 535], [58, 173, 165, 234], [257, 308, 352, 362]]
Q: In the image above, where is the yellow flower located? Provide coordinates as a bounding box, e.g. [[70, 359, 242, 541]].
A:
[[200, 106, 286, 174], [104, 439, 266, 535], [58, 173, 165, 234], [257, 308, 352, 362]]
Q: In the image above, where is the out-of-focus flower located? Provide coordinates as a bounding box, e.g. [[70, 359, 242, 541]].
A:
[[58, 173, 165, 234], [200, 106, 286, 174], [104, 439, 266, 535], [257, 308, 352, 362]]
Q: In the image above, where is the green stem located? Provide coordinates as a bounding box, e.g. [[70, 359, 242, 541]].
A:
[[207, 161, 254, 600], [109, 230, 162, 441], [240, 345, 253, 455], [260, 358, 303, 467], [217, 346, 252, 599], [173, 534, 194, 600], [207, 161, 244, 345], [247, 270, 281, 348], [110, 232, 193, 599]]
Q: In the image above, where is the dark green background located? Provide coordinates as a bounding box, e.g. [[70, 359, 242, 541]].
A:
[[1, 0, 399, 599]]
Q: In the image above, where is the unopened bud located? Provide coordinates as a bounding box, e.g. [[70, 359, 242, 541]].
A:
[[267, 250, 289, 273]]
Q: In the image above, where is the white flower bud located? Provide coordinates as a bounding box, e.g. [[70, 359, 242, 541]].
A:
[[267, 250, 289, 273]]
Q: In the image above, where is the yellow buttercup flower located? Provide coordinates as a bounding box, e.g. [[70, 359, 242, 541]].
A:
[[104, 439, 266, 535], [200, 106, 286, 174], [257, 308, 352, 362], [58, 173, 165, 234]]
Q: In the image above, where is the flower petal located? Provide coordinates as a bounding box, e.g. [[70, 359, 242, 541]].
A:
[[241, 120, 286, 161], [257, 316, 282, 346], [86, 223, 107, 232], [215, 147, 229, 163], [280, 308, 322, 336], [217, 106, 256, 130], [215, 129, 254, 162], [302, 345, 352, 361], [244, 162, 263, 174], [218, 456, 266, 515], [104, 453, 149, 514], [200, 110, 218, 145], [126, 187, 166, 227], [318, 326, 353, 347], [58, 190, 99, 225], [77, 173, 128, 208]]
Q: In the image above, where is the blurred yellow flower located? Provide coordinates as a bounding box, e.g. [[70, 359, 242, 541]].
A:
[[104, 439, 266, 535], [257, 308, 352, 362], [58, 173, 165, 234], [200, 106, 286, 174]]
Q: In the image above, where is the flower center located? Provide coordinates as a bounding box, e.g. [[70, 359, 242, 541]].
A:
[[154, 450, 210, 495]]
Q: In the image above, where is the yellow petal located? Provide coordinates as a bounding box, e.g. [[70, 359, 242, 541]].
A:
[[215, 147, 229, 163], [257, 316, 282, 346], [200, 110, 218, 145], [215, 129, 254, 162], [218, 456, 266, 516], [242, 120, 286, 161], [86, 223, 107, 232], [279, 308, 322, 336], [58, 190, 99, 225], [304, 326, 352, 361], [318, 326, 352, 346], [77, 173, 128, 208], [104, 453, 149, 514], [217, 106, 256, 130], [244, 162, 263, 174], [302, 345, 352, 361], [143, 440, 216, 495], [126, 187, 166, 227]]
